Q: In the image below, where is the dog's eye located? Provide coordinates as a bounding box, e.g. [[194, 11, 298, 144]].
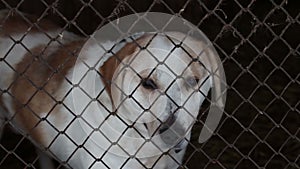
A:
[[186, 76, 200, 87], [141, 78, 158, 90]]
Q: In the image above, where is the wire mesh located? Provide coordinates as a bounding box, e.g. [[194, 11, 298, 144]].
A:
[[0, 0, 299, 169]]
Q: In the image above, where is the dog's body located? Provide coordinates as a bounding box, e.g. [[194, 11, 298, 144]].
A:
[[0, 10, 219, 169]]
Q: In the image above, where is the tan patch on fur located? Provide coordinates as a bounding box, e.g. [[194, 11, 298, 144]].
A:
[[0, 95, 8, 113], [100, 35, 150, 99], [11, 40, 84, 144], [0, 11, 60, 36]]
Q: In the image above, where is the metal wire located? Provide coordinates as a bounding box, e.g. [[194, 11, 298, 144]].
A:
[[0, 0, 299, 169]]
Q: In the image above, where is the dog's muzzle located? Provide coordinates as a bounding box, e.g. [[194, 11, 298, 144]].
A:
[[158, 113, 176, 134], [158, 113, 186, 153]]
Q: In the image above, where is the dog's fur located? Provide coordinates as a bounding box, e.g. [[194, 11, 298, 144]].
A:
[[0, 10, 218, 169]]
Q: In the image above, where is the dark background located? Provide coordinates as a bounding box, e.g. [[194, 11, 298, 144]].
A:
[[0, 0, 299, 169]]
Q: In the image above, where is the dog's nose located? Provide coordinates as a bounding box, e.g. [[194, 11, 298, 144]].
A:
[[158, 114, 186, 149], [159, 114, 176, 134], [174, 139, 185, 153]]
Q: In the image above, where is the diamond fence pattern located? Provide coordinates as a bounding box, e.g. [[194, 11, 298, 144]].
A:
[[0, 0, 299, 169]]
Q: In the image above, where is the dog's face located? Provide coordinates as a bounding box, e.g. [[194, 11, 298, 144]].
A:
[[103, 33, 212, 158]]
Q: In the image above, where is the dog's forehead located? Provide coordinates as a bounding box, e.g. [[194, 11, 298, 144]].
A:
[[127, 34, 203, 76]]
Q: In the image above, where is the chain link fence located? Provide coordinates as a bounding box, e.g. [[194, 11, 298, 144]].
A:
[[0, 0, 299, 169]]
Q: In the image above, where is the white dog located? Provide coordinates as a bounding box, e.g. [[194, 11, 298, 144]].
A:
[[0, 10, 223, 169]]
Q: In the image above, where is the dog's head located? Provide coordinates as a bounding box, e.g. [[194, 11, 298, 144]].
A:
[[99, 32, 224, 168]]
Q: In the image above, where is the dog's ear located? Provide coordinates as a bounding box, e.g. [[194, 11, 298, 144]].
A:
[[166, 32, 226, 143], [185, 35, 226, 143], [100, 35, 150, 102], [197, 43, 226, 143]]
